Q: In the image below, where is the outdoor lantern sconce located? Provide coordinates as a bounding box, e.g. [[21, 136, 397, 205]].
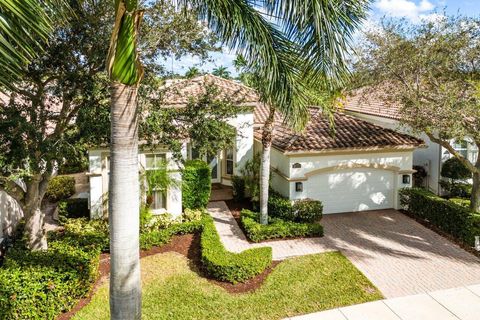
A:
[[292, 163, 302, 169], [402, 174, 411, 184], [295, 182, 303, 192]]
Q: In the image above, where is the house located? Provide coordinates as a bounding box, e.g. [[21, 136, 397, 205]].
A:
[[342, 88, 479, 194], [88, 75, 424, 217]]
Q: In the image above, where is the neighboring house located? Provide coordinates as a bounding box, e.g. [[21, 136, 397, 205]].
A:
[[342, 89, 479, 194], [88, 75, 424, 217]]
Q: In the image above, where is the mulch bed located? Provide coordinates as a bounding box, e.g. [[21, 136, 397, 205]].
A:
[[57, 232, 280, 320], [400, 209, 480, 258]]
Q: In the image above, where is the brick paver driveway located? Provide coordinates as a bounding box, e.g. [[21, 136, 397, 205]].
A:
[[322, 210, 480, 298], [208, 202, 480, 298]]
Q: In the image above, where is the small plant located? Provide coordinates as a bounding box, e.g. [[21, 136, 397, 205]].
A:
[[45, 176, 76, 202], [268, 190, 294, 220], [231, 175, 245, 201], [182, 208, 203, 222], [241, 153, 261, 203], [440, 157, 472, 198], [412, 165, 427, 187]]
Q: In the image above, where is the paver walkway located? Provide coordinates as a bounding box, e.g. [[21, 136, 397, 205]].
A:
[[287, 284, 480, 320], [207, 201, 480, 298]]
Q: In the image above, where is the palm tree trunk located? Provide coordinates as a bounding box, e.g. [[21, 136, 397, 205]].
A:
[[471, 172, 480, 213], [259, 105, 276, 225], [109, 82, 141, 320]]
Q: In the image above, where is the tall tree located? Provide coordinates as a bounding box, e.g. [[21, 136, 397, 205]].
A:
[[185, 66, 202, 78], [107, 0, 370, 316], [353, 16, 480, 211]]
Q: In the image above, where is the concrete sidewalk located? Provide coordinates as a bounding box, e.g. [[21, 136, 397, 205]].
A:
[[287, 284, 480, 320]]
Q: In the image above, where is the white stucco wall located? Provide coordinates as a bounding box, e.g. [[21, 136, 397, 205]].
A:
[[0, 190, 23, 239], [227, 111, 254, 175], [345, 111, 441, 194]]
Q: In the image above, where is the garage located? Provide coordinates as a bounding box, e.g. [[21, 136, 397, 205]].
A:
[[254, 106, 425, 213], [305, 168, 395, 214]]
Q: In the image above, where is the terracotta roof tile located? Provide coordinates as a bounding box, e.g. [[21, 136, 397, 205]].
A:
[[342, 87, 401, 120], [254, 104, 424, 153], [161, 74, 259, 106]]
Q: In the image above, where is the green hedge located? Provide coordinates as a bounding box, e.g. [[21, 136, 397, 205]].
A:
[[268, 191, 323, 223], [182, 160, 211, 209], [399, 188, 479, 246], [200, 215, 272, 283], [231, 175, 245, 201], [0, 219, 104, 319], [45, 176, 76, 202], [240, 209, 324, 242], [140, 218, 204, 250]]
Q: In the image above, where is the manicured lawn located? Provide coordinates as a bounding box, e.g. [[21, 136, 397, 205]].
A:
[[74, 251, 382, 320]]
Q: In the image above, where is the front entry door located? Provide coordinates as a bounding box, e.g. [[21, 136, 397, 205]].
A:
[[207, 154, 221, 183]]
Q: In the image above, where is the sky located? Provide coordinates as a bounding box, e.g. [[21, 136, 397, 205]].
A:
[[163, 0, 480, 77]]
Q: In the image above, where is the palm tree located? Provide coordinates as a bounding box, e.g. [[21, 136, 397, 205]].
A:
[[212, 65, 231, 79], [107, 0, 370, 318], [185, 66, 202, 78], [0, 0, 67, 88]]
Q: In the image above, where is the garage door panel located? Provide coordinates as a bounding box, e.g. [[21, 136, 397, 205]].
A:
[[306, 169, 394, 214]]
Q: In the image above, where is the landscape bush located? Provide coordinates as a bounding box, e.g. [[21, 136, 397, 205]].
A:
[[231, 175, 245, 201], [182, 160, 211, 209], [200, 215, 272, 283], [45, 176, 76, 202], [292, 199, 323, 223], [0, 219, 104, 319], [268, 191, 294, 220], [399, 188, 479, 246], [240, 209, 324, 242]]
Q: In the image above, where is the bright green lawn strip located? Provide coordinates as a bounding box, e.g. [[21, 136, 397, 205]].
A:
[[74, 251, 382, 320]]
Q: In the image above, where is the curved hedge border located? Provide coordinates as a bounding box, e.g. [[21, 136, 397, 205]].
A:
[[201, 215, 272, 283], [399, 188, 480, 246], [241, 209, 324, 242]]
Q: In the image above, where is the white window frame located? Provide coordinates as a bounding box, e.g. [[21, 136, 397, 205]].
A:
[[145, 153, 168, 214]]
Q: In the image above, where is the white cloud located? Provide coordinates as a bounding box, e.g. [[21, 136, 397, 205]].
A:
[[374, 0, 437, 21]]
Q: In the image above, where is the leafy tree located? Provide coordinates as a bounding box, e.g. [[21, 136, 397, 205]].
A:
[[212, 65, 231, 79], [353, 15, 480, 211], [0, 0, 217, 252]]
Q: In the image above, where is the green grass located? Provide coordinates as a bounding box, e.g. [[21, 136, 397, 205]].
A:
[[73, 251, 382, 320]]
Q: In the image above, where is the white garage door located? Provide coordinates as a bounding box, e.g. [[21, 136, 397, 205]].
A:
[[305, 168, 395, 214]]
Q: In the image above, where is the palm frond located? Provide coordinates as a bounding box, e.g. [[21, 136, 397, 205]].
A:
[[264, 0, 370, 85], [0, 0, 69, 89], [181, 0, 315, 129]]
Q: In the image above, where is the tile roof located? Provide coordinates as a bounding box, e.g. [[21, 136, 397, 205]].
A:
[[254, 104, 424, 153], [342, 87, 401, 120], [160, 74, 260, 107]]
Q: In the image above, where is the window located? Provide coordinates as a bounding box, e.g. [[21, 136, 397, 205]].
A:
[[145, 153, 167, 211], [146, 153, 166, 169], [225, 147, 234, 175], [295, 182, 303, 192], [453, 140, 478, 163]]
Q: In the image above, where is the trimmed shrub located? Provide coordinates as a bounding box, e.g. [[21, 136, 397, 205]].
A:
[[293, 199, 323, 223], [268, 191, 294, 220], [240, 209, 324, 242], [182, 160, 211, 209], [45, 176, 76, 202], [59, 198, 89, 219], [231, 175, 245, 201], [440, 180, 472, 198], [0, 219, 104, 319], [399, 188, 478, 245], [201, 215, 272, 283], [140, 217, 204, 250]]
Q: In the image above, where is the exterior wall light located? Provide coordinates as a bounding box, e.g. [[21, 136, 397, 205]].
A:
[[402, 174, 411, 184], [295, 182, 303, 192], [292, 163, 302, 169]]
